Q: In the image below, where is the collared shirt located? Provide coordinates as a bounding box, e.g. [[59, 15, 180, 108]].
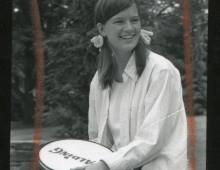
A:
[[88, 51, 188, 170]]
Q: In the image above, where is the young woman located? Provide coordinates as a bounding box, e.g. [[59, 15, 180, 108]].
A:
[[86, 0, 188, 169]]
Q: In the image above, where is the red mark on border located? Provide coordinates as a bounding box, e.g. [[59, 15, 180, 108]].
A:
[[181, 0, 197, 169], [29, 0, 45, 169]]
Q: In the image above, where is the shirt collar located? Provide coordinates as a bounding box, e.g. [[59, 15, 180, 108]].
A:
[[124, 51, 138, 82]]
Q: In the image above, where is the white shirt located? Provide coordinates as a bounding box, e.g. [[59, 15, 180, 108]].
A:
[[108, 80, 124, 151], [88, 51, 188, 170]]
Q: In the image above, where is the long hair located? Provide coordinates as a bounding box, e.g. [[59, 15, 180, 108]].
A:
[[94, 0, 149, 89]]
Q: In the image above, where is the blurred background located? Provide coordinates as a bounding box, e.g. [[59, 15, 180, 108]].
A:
[[11, 0, 207, 169]]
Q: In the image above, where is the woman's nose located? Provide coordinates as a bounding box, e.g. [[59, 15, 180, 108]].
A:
[[123, 21, 133, 32]]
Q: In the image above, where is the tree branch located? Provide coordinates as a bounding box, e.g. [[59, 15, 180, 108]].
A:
[[157, 3, 174, 16]]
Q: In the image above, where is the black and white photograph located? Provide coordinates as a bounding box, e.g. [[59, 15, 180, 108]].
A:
[[10, 0, 208, 169]]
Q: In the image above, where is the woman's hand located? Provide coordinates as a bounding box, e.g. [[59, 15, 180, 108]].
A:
[[85, 161, 110, 170]]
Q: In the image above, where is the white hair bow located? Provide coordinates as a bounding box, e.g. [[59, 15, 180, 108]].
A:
[[140, 29, 153, 45]]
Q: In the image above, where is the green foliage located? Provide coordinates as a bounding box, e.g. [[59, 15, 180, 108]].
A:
[[12, 0, 207, 139]]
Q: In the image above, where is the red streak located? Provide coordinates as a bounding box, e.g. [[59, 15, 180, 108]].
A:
[[181, 0, 197, 169], [29, 0, 45, 169]]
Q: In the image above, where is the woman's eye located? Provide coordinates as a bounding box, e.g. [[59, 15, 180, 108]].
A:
[[132, 19, 139, 23], [115, 21, 123, 24]]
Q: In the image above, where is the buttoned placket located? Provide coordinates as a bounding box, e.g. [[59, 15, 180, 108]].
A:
[[121, 72, 137, 147], [97, 87, 110, 144], [120, 72, 130, 147]]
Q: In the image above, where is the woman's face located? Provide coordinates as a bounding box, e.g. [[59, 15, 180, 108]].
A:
[[98, 4, 141, 55]]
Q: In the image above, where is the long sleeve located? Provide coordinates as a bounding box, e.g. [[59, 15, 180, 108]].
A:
[[101, 69, 187, 170]]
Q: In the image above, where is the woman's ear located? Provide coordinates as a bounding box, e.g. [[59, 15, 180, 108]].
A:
[[97, 23, 106, 37]]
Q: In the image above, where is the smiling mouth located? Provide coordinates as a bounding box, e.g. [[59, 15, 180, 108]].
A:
[[120, 35, 134, 39]]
